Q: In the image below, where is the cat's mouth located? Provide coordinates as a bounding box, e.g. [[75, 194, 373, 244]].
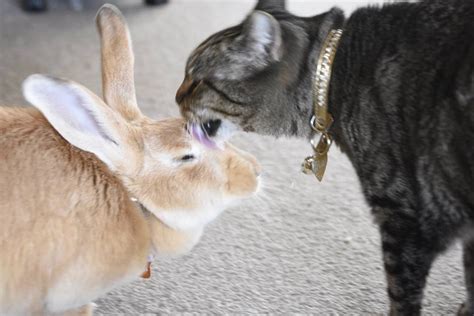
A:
[[187, 118, 238, 149], [188, 120, 221, 149]]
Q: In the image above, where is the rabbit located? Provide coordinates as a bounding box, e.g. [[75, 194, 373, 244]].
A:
[[0, 4, 260, 315]]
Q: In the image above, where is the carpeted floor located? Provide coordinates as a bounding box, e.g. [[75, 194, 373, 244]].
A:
[[0, 0, 465, 314]]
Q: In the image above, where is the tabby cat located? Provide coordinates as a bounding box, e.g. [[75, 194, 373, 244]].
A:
[[176, 0, 474, 314]]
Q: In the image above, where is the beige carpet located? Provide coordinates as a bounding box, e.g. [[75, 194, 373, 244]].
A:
[[0, 0, 465, 314]]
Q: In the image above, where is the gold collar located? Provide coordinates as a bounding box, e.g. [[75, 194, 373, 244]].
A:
[[302, 29, 343, 181]]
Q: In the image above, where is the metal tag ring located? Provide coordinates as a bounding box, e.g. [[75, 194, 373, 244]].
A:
[[310, 115, 326, 132]]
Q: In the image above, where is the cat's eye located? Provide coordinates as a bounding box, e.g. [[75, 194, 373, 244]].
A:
[[180, 154, 195, 162], [202, 119, 221, 137]]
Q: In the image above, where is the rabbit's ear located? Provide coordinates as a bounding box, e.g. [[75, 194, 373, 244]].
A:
[[23, 74, 129, 170], [96, 4, 141, 121]]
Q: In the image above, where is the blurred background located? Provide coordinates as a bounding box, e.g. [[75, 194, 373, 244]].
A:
[[0, 0, 464, 314]]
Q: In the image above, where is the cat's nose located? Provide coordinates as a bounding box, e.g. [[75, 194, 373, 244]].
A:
[[176, 75, 197, 104]]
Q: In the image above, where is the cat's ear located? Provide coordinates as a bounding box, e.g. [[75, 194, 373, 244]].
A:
[[255, 0, 285, 11], [200, 11, 282, 81], [240, 11, 282, 64]]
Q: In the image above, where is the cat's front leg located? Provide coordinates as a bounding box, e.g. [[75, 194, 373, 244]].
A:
[[459, 237, 474, 316], [375, 207, 437, 316]]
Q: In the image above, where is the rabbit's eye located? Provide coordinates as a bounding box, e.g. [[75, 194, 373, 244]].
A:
[[180, 154, 195, 162]]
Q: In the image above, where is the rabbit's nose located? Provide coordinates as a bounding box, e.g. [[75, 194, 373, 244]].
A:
[[254, 163, 262, 178]]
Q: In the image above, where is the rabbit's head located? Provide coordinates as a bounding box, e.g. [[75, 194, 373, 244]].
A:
[[22, 5, 260, 243]]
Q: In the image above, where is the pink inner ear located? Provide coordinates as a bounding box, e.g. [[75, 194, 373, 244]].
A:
[[30, 78, 111, 141], [190, 123, 217, 149]]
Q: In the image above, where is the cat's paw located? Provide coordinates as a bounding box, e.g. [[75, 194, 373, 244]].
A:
[[458, 302, 474, 316]]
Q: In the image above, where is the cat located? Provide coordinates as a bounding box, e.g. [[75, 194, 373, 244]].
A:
[[175, 0, 474, 314]]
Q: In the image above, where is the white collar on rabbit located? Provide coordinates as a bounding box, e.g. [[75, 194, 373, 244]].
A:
[[130, 197, 154, 279], [301, 29, 343, 182], [131, 197, 150, 217]]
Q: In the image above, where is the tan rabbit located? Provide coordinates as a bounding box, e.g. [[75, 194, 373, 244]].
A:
[[0, 4, 260, 315]]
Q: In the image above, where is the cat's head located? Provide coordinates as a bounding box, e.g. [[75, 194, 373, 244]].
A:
[[176, 0, 344, 139]]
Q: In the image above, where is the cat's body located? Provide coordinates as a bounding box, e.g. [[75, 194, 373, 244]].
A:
[[331, 2, 474, 314], [177, 0, 474, 314]]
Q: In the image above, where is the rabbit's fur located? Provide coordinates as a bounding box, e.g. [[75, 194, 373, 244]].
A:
[[0, 5, 260, 315]]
